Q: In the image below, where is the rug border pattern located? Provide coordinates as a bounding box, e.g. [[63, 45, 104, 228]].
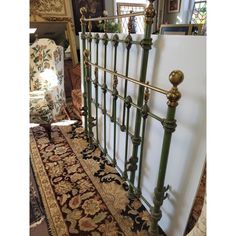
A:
[[30, 130, 69, 236]]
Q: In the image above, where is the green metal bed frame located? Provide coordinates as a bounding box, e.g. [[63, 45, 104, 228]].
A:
[[80, 1, 184, 235]]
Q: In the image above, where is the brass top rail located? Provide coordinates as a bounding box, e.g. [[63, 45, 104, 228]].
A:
[[84, 11, 145, 22], [87, 61, 168, 95]]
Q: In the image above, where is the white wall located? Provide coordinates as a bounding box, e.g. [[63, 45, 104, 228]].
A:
[[80, 34, 206, 236]]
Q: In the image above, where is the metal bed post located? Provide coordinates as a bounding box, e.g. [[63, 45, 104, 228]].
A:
[[127, 0, 156, 198], [149, 70, 184, 235], [80, 7, 88, 137]]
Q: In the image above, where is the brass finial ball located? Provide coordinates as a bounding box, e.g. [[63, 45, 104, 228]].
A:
[[169, 70, 184, 87], [80, 7, 87, 15]]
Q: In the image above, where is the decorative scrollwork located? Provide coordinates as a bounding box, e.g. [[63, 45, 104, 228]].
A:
[[30, 0, 65, 15], [94, 33, 100, 44], [144, 1, 156, 24], [112, 34, 119, 47], [102, 33, 109, 46], [83, 49, 90, 68], [125, 35, 133, 50]]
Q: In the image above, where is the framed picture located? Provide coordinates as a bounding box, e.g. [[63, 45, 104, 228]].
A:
[[167, 0, 181, 13], [160, 24, 204, 35], [71, 0, 105, 35], [160, 24, 189, 35]]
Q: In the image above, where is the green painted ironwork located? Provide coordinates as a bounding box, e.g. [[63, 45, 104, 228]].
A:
[[149, 70, 184, 235], [84, 34, 141, 45], [93, 33, 100, 145], [102, 31, 109, 155], [127, 1, 156, 198], [80, 1, 184, 234], [111, 34, 119, 166], [90, 98, 134, 137], [137, 82, 150, 197], [112, 73, 118, 166], [80, 7, 88, 136], [111, 34, 119, 123], [123, 95, 132, 180], [83, 49, 94, 149], [121, 16, 133, 131]]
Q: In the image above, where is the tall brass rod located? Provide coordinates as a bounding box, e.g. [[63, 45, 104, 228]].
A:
[[84, 11, 144, 22], [89, 78, 164, 123], [87, 61, 168, 95]]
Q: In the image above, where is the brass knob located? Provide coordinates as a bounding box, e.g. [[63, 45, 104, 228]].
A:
[[80, 7, 87, 15], [169, 70, 184, 87]]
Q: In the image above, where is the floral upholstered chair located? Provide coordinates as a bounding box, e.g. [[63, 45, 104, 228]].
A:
[[30, 38, 67, 139]]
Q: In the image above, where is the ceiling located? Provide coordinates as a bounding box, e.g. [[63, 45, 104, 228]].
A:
[[30, 22, 66, 44]]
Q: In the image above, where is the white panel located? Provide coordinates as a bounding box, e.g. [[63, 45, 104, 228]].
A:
[[80, 33, 206, 236]]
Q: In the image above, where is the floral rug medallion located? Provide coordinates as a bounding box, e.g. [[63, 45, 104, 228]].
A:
[[30, 122, 151, 236]]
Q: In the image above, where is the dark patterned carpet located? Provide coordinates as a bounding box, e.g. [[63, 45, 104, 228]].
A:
[[30, 121, 159, 235], [30, 100, 205, 235]]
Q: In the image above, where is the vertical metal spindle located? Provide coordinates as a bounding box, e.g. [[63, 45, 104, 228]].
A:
[[111, 34, 119, 122], [137, 82, 150, 197], [102, 17, 109, 155], [127, 1, 156, 198], [121, 16, 133, 131], [93, 33, 100, 145], [80, 7, 88, 136], [149, 70, 184, 236], [123, 95, 132, 180], [112, 73, 118, 166], [83, 49, 94, 149], [88, 17, 92, 78]]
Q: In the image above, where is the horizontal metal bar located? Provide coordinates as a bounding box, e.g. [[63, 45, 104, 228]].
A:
[[90, 78, 164, 123], [88, 61, 168, 95], [96, 142, 152, 209], [84, 11, 145, 22], [84, 35, 141, 45], [90, 98, 134, 137]]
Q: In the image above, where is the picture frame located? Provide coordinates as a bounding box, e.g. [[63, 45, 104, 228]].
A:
[[159, 24, 204, 35], [167, 0, 181, 13], [71, 0, 105, 35]]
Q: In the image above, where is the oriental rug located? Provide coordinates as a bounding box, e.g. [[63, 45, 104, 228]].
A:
[[30, 181, 45, 228], [30, 122, 153, 236]]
